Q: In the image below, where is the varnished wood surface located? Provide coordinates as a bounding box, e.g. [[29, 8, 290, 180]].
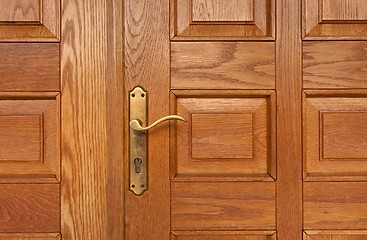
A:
[[0, 0, 40, 22], [322, 0, 367, 20], [0, 184, 59, 232], [125, 0, 170, 238], [171, 182, 275, 230], [305, 231, 367, 240], [276, 0, 303, 239], [304, 42, 367, 89], [0, 234, 60, 240], [171, 231, 276, 240], [0, 44, 59, 91], [171, 42, 275, 89], [61, 0, 124, 239], [192, 0, 253, 22], [304, 182, 367, 229]]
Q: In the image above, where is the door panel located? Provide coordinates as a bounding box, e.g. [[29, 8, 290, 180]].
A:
[[171, 231, 276, 240], [304, 231, 367, 240], [0, 234, 60, 240]]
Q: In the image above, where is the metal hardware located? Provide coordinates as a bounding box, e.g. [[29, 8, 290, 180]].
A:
[[129, 86, 187, 195], [130, 115, 186, 131]]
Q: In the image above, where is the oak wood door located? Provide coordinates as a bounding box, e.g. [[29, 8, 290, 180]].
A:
[[125, 0, 367, 240]]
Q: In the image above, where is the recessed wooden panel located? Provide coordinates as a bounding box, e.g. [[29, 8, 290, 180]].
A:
[[304, 182, 367, 229], [192, 0, 253, 22], [0, 93, 60, 182], [322, 0, 367, 21], [0, 0, 60, 41], [303, 42, 367, 89], [0, 184, 60, 232], [0, 0, 40, 22], [171, 90, 276, 181], [0, 115, 42, 162], [303, 0, 367, 39], [171, 231, 276, 240], [191, 113, 253, 159], [171, 182, 275, 230], [0, 44, 60, 91], [170, 0, 274, 40], [171, 42, 275, 90], [0, 234, 60, 240], [303, 91, 367, 180], [304, 231, 367, 240], [322, 113, 367, 159]]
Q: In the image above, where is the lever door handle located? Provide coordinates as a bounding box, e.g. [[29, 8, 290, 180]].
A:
[[130, 115, 187, 131]]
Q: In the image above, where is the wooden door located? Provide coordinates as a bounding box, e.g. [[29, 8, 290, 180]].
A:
[[125, 0, 367, 240]]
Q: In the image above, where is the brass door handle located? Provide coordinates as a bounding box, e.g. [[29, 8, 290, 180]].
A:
[[129, 115, 187, 131]]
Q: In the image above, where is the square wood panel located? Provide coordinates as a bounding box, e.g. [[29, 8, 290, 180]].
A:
[[303, 0, 367, 39], [304, 231, 367, 240], [0, 0, 60, 41], [170, 0, 275, 40], [0, 93, 60, 183], [171, 231, 276, 240], [170, 90, 276, 181], [303, 91, 367, 181]]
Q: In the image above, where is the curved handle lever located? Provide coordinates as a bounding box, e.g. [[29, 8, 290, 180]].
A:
[[130, 115, 187, 131]]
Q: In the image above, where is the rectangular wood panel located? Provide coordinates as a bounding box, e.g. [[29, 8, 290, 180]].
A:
[[171, 42, 275, 89], [303, 42, 367, 89], [192, 0, 253, 22], [0, 184, 60, 232], [171, 231, 276, 240], [322, 0, 367, 21], [0, 234, 60, 240], [0, 0, 40, 22], [171, 182, 275, 230], [0, 44, 59, 91], [304, 182, 367, 229]]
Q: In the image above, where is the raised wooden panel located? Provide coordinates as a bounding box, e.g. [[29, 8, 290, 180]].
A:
[[0, 0, 40, 22], [303, 91, 367, 180], [0, 234, 60, 240], [322, 0, 367, 21], [0, 115, 43, 162], [303, 0, 367, 39], [0, 184, 60, 232], [0, 93, 60, 183], [171, 231, 276, 240], [192, 0, 253, 22], [191, 113, 253, 159], [171, 90, 276, 181], [303, 42, 367, 89], [171, 42, 275, 90], [171, 182, 275, 230], [304, 182, 367, 229], [170, 0, 274, 40], [0, 44, 60, 91], [0, 0, 60, 41], [304, 231, 367, 240]]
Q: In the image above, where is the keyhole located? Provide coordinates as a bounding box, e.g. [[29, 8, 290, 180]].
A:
[[134, 158, 143, 173]]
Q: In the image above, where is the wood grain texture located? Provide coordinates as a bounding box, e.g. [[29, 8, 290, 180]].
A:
[[304, 231, 367, 240], [303, 92, 367, 180], [0, 184, 59, 232], [125, 0, 170, 238], [0, 43, 59, 91], [61, 0, 124, 239], [0, 0, 40, 22], [303, 0, 367, 39], [322, 113, 367, 159], [171, 182, 275, 230], [171, 231, 276, 240], [276, 0, 303, 238], [322, 0, 367, 20], [171, 90, 276, 181], [303, 42, 367, 89], [0, 115, 42, 162], [171, 42, 275, 89], [192, 0, 253, 22], [0, 0, 60, 41], [0, 234, 60, 240], [170, 0, 275, 40], [304, 182, 367, 229], [0, 93, 59, 182]]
